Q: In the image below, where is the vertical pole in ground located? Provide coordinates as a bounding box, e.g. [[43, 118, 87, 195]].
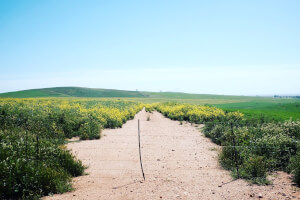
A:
[[230, 121, 240, 179], [25, 129, 28, 160], [138, 119, 145, 181], [36, 135, 39, 169]]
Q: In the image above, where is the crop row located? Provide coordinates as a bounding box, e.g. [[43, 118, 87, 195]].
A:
[[0, 98, 144, 140], [153, 102, 300, 186], [0, 98, 143, 199]]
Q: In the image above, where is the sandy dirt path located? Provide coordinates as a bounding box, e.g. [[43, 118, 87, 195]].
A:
[[45, 109, 299, 200]]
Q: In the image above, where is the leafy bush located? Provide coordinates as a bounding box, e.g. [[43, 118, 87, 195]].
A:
[[282, 120, 300, 139], [0, 129, 85, 199], [0, 98, 144, 139], [289, 151, 300, 186], [145, 103, 157, 113], [0, 98, 144, 199], [205, 124, 227, 145], [253, 131, 297, 168], [219, 146, 243, 170], [156, 102, 226, 123], [243, 155, 268, 178], [155, 102, 300, 186], [79, 120, 101, 140]]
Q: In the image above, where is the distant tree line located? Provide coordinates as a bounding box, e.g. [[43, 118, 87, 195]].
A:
[[274, 95, 300, 99]]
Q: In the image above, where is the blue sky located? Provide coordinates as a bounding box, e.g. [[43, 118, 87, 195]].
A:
[[0, 0, 299, 95]]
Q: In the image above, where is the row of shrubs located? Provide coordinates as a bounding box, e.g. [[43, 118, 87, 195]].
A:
[[0, 128, 85, 199], [0, 98, 144, 199], [153, 102, 300, 186], [0, 98, 143, 140], [203, 120, 300, 185]]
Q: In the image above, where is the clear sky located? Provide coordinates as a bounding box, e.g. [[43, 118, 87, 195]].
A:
[[0, 0, 299, 95]]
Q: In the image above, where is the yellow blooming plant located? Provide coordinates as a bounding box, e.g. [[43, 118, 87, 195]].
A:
[[155, 102, 229, 123], [0, 98, 144, 140]]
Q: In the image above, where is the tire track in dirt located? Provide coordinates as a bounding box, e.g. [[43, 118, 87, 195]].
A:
[[44, 109, 299, 200]]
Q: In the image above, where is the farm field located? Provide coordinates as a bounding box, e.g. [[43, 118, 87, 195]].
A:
[[217, 101, 300, 122], [0, 98, 143, 199], [130, 98, 300, 123], [1, 87, 300, 121], [0, 89, 300, 199], [44, 109, 299, 200], [2, 1, 300, 199]]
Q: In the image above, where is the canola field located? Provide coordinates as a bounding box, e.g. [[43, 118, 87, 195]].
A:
[[1, 98, 299, 199], [0, 98, 143, 199], [151, 102, 300, 186], [0, 98, 144, 139]]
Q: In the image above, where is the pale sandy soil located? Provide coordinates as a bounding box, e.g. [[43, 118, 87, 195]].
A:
[[44, 109, 300, 200]]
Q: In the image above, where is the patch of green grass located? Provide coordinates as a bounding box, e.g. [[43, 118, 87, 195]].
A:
[[141, 91, 253, 100], [216, 101, 300, 121], [127, 97, 249, 104], [0, 87, 147, 98], [129, 94, 300, 121]]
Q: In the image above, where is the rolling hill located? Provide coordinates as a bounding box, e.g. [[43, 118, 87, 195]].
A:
[[0, 87, 148, 98], [0, 87, 260, 101]]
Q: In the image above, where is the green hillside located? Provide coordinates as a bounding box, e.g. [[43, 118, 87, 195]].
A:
[[0, 87, 147, 98]]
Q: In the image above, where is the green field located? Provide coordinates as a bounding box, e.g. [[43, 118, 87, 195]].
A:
[[136, 93, 300, 121], [215, 101, 300, 121], [1, 87, 300, 197], [1, 87, 299, 121]]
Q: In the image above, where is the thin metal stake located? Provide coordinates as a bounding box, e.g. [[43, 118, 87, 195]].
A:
[[138, 119, 145, 181], [25, 130, 28, 160], [36, 135, 39, 169], [231, 122, 239, 178]]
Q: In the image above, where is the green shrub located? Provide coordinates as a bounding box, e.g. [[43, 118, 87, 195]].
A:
[[219, 146, 239, 170], [206, 124, 226, 145], [288, 151, 300, 186], [282, 120, 300, 139], [253, 131, 297, 169], [54, 148, 85, 177], [155, 102, 300, 186], [0, 129, 85, 199], [209, 120, 299, 185], [79, 118, 101, 140], [243, 155, 268, 178], [0, 98, 144, 199], [219, 146, 273, 184]]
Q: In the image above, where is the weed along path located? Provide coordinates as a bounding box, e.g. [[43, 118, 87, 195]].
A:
[[45, 109, 299, 200]]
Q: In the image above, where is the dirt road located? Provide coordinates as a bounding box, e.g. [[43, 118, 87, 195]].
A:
[[45, 109, 299, 200]]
